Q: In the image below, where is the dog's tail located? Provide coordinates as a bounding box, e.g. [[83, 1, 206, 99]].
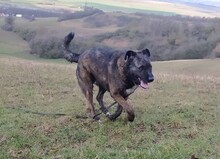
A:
[[63, 32, 80, 63]]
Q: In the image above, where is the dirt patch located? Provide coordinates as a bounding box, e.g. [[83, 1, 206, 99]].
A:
[[38, 122, 54, 135], [135, 122, 146, 133], [0, 135, 7, 145], [55, 116, 73, 126]]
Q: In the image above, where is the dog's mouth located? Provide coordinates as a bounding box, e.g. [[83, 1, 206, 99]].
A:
[[138, 78, 149, 89]]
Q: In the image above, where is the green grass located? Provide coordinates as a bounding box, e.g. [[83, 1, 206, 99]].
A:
[[0, 57, 219, 158], [154, 59, 220, 78], [0, 26, 65, 63], [0, 30, 28, 54], [0, 3, 219, 158], [75, 2, 176, 16]]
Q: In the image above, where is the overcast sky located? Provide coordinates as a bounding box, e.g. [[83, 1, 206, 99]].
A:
[[157, 0, 220, 5], [156, 0, 220, 2]]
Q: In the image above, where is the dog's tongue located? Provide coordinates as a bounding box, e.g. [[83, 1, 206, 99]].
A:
[[140, 80, 149, 89]]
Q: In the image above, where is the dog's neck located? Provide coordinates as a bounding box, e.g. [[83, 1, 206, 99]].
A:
[[116, 54, 127, 80]]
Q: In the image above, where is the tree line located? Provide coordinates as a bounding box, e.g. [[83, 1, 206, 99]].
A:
[[2, 10, 220, 60]]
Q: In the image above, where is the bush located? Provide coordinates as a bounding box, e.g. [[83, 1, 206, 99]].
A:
[[29, 37, 63, 59], [93, 14, 220, 61], [215, 51, 220, 58], [29, 36, 94, 59], [14, 28, 36, 42], [1, 16, 14, 31], [21, 10, 220, 60], [84, 13, 112, 27]]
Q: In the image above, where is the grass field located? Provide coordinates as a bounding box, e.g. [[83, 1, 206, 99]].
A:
[[0, 26, 55, 61], [0, 9, 219, 158], [0, 56, 219, 158], [13, 17, 121, 39], [1, 0, 220, 17], [0, 29, 28, 54]]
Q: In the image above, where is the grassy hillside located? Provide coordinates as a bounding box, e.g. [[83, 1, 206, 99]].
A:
[[13, 17, 121, 39], [154, 59, 220, 78], [0, 56, 219, 158], [0, 30, 26, 53], [0, 28, 52, 60], [0, 29, 30, 57], [1, 0, 220, 17], [1, 11, 220, 61], [0, 16, 122, 60]]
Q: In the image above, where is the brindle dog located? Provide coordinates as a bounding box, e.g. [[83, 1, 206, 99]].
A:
[[63, 32, 154, 122]]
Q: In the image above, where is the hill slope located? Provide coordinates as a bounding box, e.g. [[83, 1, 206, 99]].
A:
[[0, 30, 28, 56]]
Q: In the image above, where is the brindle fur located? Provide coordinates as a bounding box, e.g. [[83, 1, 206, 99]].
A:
[[63, 32, 154, 122]]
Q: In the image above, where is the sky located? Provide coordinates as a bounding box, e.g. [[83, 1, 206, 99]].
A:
[[162, 0, 220, 2], [155, 0, 220, 3], [155, 0, 220, 7]]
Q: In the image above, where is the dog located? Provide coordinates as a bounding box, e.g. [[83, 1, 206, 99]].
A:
[[63, 32, 154, 122]]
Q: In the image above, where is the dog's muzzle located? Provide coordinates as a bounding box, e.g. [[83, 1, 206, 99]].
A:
[[148, 75, 154, 83]]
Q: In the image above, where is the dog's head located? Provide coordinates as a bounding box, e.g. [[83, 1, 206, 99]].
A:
[[125, 48, 154, 89]]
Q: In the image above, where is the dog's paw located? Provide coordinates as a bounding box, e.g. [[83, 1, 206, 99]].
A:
[[105, 112, 111, 117], [128, 114, 135, 122], [108, 115, 117, 121], [93, 115, 100, 121]]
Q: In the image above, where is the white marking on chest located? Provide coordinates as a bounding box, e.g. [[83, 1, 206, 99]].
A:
[[125, 85, 138, 96]]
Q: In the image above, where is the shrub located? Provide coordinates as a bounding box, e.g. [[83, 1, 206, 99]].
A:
[[215, 51, 220, 58], [14, 28, 36, 42], [29, 37, 94, 59], [84, 13, 112, 27], [29, 37, 63, 59], [1, 16, 14, 31]]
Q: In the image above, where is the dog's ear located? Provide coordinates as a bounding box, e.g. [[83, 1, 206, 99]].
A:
[[125, 50, 137, 61], [142, 48, 150, 57]]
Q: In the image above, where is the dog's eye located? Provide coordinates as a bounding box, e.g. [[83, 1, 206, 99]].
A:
[[138, 66, 145, 70]]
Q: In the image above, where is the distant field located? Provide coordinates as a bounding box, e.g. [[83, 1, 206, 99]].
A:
[[154, 59, 220, 79], [0, 16, 122, 60], [74, 2, 176, 15], [0, 56, 219, 158], [1, 0, 220, 17], [13, 17, 121, 39]]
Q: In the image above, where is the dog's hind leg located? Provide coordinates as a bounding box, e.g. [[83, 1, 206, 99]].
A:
[[76, 68, 99, 120]]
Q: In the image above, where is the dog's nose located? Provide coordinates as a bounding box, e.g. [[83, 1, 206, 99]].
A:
[[148, 76, 154, 83]]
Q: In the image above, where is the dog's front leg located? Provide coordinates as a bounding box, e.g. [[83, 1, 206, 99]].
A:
[[111, 93, 135, 122]]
